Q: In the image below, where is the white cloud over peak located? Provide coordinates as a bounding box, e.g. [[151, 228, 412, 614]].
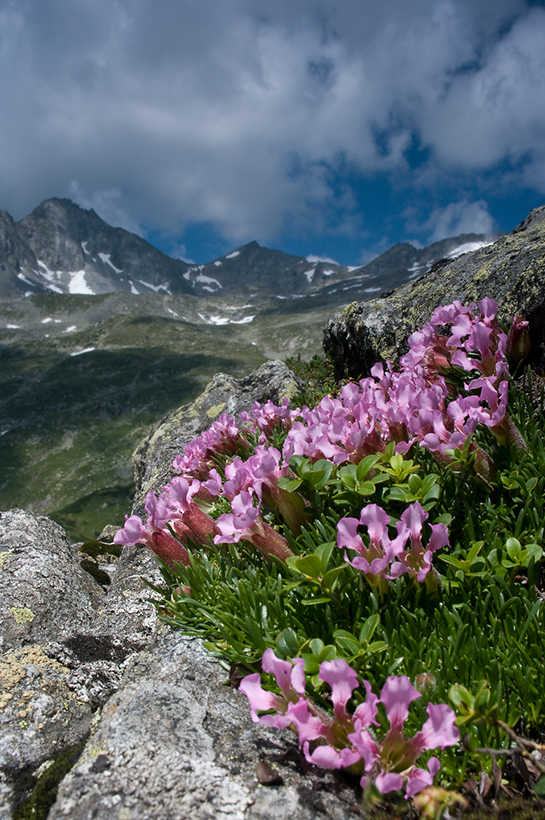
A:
[[306, 254, 340, 265], [0, 0, 543, 248], [420, 200, 497, 243]]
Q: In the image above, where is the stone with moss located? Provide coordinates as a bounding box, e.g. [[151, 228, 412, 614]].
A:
[[131, 359, 303, 516], [323, 204, 545, 379]]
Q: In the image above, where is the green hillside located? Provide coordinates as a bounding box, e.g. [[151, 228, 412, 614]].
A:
[[0, 292, 333, 541]]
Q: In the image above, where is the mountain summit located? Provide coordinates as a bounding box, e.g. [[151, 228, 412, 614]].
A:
[[0, 198, 194, 298], [0, 198, 500, 301]]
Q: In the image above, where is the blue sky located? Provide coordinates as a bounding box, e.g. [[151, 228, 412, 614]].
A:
[[1, 0, 545, 265]]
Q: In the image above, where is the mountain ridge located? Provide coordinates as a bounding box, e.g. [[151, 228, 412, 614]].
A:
[[0, 197, 501, 303]]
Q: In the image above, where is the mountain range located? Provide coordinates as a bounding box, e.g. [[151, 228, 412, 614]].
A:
[[0, 198, 500, 306]]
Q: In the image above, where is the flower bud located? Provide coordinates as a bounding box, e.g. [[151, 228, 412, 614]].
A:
[[150, 530, 191, 568], [415, 673, 436, 694], [506, 316, 531, 362]]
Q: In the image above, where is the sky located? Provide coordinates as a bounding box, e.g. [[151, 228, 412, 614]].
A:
[[1, 0, 545, 266]]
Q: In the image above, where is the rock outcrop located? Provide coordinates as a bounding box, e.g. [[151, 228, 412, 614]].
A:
[[1, 362, 363, 820], [131, 359, 303, 516], [323, 204, 545, 379]]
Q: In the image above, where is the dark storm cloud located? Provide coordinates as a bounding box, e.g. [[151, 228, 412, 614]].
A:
[[0, 0, 543, 246]]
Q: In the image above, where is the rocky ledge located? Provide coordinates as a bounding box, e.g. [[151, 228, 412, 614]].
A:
[[323, 204, 545, 379]]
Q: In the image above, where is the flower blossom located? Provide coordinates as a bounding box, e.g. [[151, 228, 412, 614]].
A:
[[172, 413, 248, 478], [114, 491, 191, 568], [239, 651, 459, 799], [337, 502, 449, 590], [113, 478, 217, 568], [214, 491, 295, 562]]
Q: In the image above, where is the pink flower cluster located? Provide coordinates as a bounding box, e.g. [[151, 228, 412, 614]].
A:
[[113, 476, 218, 567], [172, 400, 299, 479], [337, 501, 449, 588], [172, 412, 246, 479], [114, 298, 524, 574], [239, 397, 299, 441], [239, 649, 459, 799], [282, 298, 516, 468]]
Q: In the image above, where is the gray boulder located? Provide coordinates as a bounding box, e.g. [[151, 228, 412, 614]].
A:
[[0, 510, 103, 818], [48, 630, 359, 820], [132, 359, 303, 515], [323, 204, 545, 379], [0, 510, 103, 652]]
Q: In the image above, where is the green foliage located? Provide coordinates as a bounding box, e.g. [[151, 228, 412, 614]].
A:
[[153, 366, 545, 792], [283, 353, 339, 408]]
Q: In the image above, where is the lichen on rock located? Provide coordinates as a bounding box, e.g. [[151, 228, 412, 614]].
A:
[[323, 204, 545, 379]]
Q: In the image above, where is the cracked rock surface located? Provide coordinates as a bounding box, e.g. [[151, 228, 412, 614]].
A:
[[49, 630, 359, 820]]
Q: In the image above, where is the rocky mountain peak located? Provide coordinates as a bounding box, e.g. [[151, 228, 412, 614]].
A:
[[0, 197, 502, 302]]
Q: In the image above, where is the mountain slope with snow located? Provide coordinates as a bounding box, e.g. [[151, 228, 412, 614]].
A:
[[0, 198, 500, 302]]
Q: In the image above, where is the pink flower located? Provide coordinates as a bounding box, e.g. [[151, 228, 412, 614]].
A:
[[113, 506, 191, 569], [262, 647, 306, 697], [338, 502, 448, 587], [214, 492, 294, 562], [239, 655, 459, 800], [319, 658, 360, 724], [238, 673, 285, 723]]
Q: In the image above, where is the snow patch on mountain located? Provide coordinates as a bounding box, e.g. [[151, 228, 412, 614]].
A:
[[230, 315, 255, 324], [71, 347, 95, 356], [195, 273, 222, 289], [68, 270, 94, 295], [137, 280, 171, 294], [98, 252, 122, 273], [448, 240, 494, 258]]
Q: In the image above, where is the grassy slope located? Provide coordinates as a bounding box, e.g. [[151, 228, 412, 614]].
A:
[[0, 292, 334, 541]]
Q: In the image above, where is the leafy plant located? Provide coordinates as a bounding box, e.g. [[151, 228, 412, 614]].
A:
[[116, 298, 545, 807]]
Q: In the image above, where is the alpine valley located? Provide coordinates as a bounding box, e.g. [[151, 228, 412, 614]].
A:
[[0, 198, 500, 540]]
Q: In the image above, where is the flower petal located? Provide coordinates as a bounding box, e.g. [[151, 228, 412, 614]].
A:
[[380, 675, 421, 729]]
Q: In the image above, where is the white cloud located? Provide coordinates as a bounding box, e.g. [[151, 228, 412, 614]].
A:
[[420, 199, 496, 242], [306, 254, 340, 265], [0, 0, 542, 246]]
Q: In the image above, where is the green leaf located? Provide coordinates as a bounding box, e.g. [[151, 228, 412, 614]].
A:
[[301, 596, 331, 606], [357, 481, 376, 496], [522, 543, 543, 567], [356, 455, 381, 481], [506, 538, 522, 561], [287, 554, 323, 578], [289, 454, 309, 474], [359, 614, 380, 643], [277, 476, 303, 492], [309, 638, 324, 655], [275, 628, 300, 658], [332, 629, 360, 653], [449, 683, 475, 713], [386, 486, 410, 502], [314, 541, 335, 572], [535, 777, 545, 799], [301, 458, 334, 489], [408, 473, 422, 493], [322, 565, 348, 588]]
